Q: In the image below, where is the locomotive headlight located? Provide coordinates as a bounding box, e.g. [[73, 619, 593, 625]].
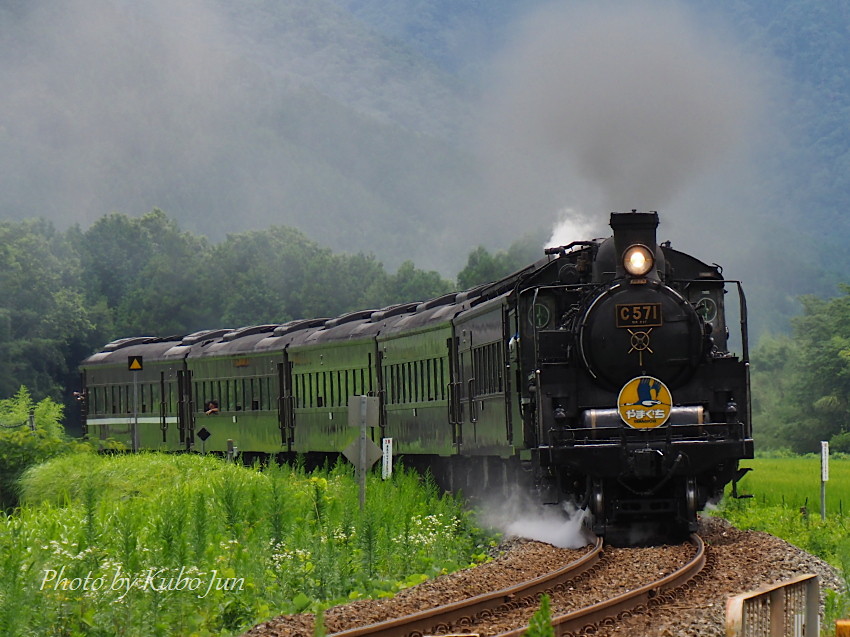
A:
[[623, 245, 654, 276]]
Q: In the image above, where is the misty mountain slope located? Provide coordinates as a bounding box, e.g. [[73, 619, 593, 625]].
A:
[[0, 0, 488, 271], [707, 0, 850, 234], [4, 0, 850, 296], [213, 0, 474, 141], [328, 0, 548, 78]]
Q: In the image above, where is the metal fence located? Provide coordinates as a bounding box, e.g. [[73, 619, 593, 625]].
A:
[[726, 573, 819, 637]]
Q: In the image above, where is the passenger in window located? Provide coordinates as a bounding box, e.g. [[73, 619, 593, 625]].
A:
[[205, 400, 219, 415]]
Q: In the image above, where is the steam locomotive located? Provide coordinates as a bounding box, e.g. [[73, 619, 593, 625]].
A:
[[80, 211, 753, 542]]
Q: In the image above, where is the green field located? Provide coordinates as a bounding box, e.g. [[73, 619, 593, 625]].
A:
[[729, 454, 850, 516]]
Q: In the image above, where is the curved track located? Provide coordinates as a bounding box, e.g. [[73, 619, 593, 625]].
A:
[[329, 537, 604, 637], [496, 534, 706, 636], [327, 535, 705, 637]]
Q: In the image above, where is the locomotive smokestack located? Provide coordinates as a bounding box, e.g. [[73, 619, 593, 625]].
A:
[[610, 210, 660, 280]]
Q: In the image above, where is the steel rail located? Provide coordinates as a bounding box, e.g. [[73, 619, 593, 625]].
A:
[[496, 533, 707, 637], [329, 536, 604, 637]]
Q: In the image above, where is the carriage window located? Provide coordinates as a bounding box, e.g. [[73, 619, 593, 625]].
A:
[[367, 354, 374, 393], [344, 370, 350, 404]]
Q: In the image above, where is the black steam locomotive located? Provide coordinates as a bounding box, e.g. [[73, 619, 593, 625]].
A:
[[80, 211, 753, 541]]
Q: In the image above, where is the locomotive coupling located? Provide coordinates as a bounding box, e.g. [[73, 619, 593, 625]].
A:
[[630, 447, 665, 479]]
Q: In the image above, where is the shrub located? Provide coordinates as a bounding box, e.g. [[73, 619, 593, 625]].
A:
[[0, 387, 93, 510]]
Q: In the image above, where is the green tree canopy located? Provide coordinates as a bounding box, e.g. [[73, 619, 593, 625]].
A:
[[752, 284, 850, 452], [0, 219, 103, 401], [456, 233, 544, 290], [0, 209, 526, 432]]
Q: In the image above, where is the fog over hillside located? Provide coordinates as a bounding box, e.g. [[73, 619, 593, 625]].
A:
[[0, 0, 845, 299], [0, 0, 483, 270]]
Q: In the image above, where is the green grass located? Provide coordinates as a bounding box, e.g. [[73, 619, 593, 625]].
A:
[[0, 452, 495, 636], [730, 454, 850, 516], [716, 453, 850, 631]]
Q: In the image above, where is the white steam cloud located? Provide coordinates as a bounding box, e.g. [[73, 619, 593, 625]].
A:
[[478, 0, 764, 249], [545, 207, 601, 249], [477, 488, 595, 550]]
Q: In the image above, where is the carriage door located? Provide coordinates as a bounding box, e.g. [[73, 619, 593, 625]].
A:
[[177, 368, 194, 450], [447, 334, 462, 451], [457, 310, 509, 452], [79, 371, 89, 436], [457, 326, 476, 446], [374, 346, 387, 440], [159, 371, 168, 443], [278, 352, 295, 451]]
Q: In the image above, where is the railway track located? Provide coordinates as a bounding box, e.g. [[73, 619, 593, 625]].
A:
[[329, 537, 604, 637], [327, 535, 705, 637], [496, 534, 706, 637]]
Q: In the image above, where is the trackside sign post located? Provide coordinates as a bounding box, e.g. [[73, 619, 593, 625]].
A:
[[821, 441, 829, 521], [344, 396, 381, 510], [128, 356, 143, 451], [382, 437, 393, 480]]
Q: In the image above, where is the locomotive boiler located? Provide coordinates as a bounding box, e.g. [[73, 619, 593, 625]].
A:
[[80, 211, 753, 542]]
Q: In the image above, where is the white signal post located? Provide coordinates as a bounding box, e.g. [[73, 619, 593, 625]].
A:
[[821, 441, 829, 521], [382, 438, 393, 480]]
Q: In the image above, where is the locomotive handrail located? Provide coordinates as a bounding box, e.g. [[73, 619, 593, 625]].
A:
[[732, 280, 752, 435], [0, 418, 32, 430], [544, 240, 595, 256], [733, 280, 749, 361]]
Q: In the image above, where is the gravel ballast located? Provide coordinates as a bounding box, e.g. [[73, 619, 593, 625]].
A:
[[243, 516, 846, 637]]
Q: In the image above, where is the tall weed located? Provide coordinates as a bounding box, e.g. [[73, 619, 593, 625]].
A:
[[3, 452, 493, 636]]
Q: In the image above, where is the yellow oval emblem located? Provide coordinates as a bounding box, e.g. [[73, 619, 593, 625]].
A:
[[617, 376, 672, 428]]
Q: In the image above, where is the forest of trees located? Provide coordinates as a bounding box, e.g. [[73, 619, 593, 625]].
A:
[[0, 210, 537, 430], [4, 208, 850, 454], [751, 287, 850, 454]]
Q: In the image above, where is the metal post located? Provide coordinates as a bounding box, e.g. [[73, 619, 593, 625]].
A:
[[132, 372, 139, 452], [359, 395, 368, 510]]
